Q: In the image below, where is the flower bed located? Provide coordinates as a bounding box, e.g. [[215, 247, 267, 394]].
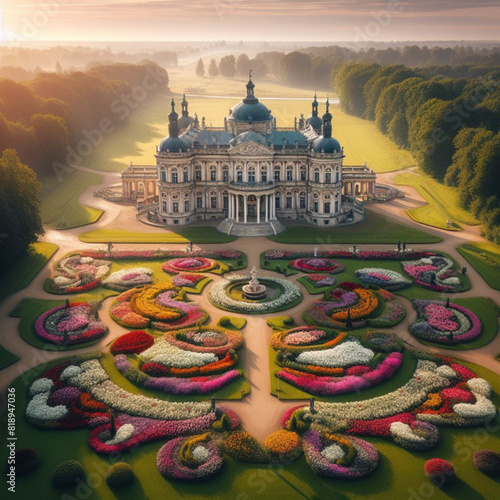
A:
[[102, 267, 153, 291], [162, 257, 217, 274], [264, 249, 435, 261], [410, 300, 482, 345], [303, 283, 405, 329], [289, 258, 344, 274], [354, 268, 411, 291], [301, 274, 337, 289], [110, 330, 155, 355], [109, 283, 208, 331], [402, 256, 463, 292], [49, 256, 111, 294], [281, 351, 496, 458], [34, 302, 107, 346], [273, 328, 404, 396], [157, 434, 223, 481], [172, 273, 207, 288], [81, 249, 243, 261], [209, 275, 302, 314]]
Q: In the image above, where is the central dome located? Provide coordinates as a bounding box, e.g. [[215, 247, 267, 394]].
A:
[[229, 76, 273, 123]]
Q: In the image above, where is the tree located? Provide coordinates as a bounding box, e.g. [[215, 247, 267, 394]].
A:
[[236, 54, 251, 76], [195, 58, 205, 77], [219, 55, 236, 78], [208, 58, 219, 78], [0, 149, 44, 269], [30, 113, 69, 172]]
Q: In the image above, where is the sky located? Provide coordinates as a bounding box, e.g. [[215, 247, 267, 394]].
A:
[[1, 0, 500, 43]]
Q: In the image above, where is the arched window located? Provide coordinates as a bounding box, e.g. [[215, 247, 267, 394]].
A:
[[248, 167, 255, 183], [286, 167, 293, 181], [325, 168, 331, 184], [261, 166, 267, 182], [314, 169, 320, 183], [223, 168, 229, 182], [299, 192, 306, 209], [274, 167, 281, 182], [195, 166, 202, 181], [210, 167, 216, 182], [171, 169, 178, 183], [160, 169, 166, 182], [300, 166, 307, 181]]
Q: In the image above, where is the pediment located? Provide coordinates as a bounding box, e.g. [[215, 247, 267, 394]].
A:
[[229, 141, 274, 156]]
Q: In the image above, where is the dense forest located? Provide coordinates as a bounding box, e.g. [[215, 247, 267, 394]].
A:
[[334, 62, 500, 243], [0, 61, 169, 176]]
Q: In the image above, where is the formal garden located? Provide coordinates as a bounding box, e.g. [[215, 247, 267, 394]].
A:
[[2, 243, 500, 500]]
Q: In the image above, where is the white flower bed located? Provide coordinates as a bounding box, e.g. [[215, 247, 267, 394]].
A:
[[209, 275, 302, 313], [140, 338, 218, 368], [193, 446, 210, 464], [321, 444, 345, 462], [102, 267, 154, 291], [104, 423, 135, 445], [296, 340, 375, 368]]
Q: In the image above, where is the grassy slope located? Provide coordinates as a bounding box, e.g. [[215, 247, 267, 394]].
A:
[[41, 170, 103, 229], [3, 354, 499, 500], [78, 227, 237, 243], [457, 242, 500, 291], [0, 345, 19, 370], [268, 209, 442, 244], [394, 170, 479, 231], [0, 242, 58, 303]]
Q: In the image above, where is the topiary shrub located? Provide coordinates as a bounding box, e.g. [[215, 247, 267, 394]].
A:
[[10, 448, 40, 475], [105, 462, 135, 488], [473, 449, 500, 476], [224, 431, 271, 463], [218, 316, 231, 327], [53, 460, 85, 487], [283, 316, 295, 326], [424, 458, 456, 486]]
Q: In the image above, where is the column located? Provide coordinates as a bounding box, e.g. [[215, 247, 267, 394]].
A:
[[244, 196, 248, 224], [228, 194, 232, 219], [265, 194, 269, 222], [271, 193, 275, 219], [257, 196, 261, 224], [236, 195, 239, 222]]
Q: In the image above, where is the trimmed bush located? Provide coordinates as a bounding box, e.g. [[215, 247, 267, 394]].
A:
[[224, 431, 271, 463], [53, 460, 85, 487], [473, 449, 500, 476], [9, 448, 40, 475], [218, 316, 231, 327], [424, 458, 456, 486], [283, 317, 295, 326], [105, 462, 135, 488]]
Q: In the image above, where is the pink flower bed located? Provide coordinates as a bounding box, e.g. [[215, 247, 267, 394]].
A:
[[172, 273, 206, 288], [162, 257, 217, 274], [290, 258, 344, 273], [284, 330, 327, 346]]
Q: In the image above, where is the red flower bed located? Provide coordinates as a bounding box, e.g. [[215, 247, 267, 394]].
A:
[[424, 458, 456, 486], [346, 412, 416, 437], [110, 331, 155, 355]]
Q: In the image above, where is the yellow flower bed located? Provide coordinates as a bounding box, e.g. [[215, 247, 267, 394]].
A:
[[264, 430, 302, 455], [331, 289, 378, 322]]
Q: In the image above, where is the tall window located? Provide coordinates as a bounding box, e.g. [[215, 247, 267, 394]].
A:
[[223, 169, 229, 182], [161, 170, 166, 182], [314, 170, 320, 183], [274, 169, 280, 182], [286, 168, 293, 181], [300, 169, 306, 181], [210, 169, 216, 181], [162, 201, 167, 212], [325, 172, 331, 183], [184, 200, 189, 212], [286, 196, 292, 209], [248, 170, 255, 182], [223, 196, 228, 209], [172, 172, 178, 183], [313, 201, 318, 212], [211, 196, 217, 209], [275, 196, 281, 209], [197, 196, 203, 209], [335, 171, 339, 183], [324, 202, 331, 213], [183, 171, 189, 182], [173, 202, 179, 213], [300, 195, 306, 209], [335, 200, 339, 212], [237, 170, 243, 182], [261, 170, 267, 182], [195, 169, 201, 181]]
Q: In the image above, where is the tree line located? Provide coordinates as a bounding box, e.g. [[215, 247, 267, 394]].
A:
[[334, 62, 500, 243], [194, 44, 500, 91], [0, 61, 169, 176]]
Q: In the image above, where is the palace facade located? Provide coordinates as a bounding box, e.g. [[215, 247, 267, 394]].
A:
[[121, 77, 376, 235]]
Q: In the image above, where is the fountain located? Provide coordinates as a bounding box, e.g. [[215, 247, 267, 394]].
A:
[[242, 266, 267, 300]]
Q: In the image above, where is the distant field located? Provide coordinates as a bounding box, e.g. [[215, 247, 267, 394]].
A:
[[41, 170, 103, 229], [394, 170, 479, 230], [78, 75, 415, 174]]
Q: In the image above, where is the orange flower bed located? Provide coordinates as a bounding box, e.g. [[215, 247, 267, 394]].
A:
[[270, 329, 347, 352], [129, 283, 183, 321], [330, 289, 378, 322], [264, 430, 302, 455]]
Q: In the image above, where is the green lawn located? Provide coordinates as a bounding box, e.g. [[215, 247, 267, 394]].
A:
[[393, 170, 479, 231], [41, 170, 103, 229], [408, 297, 499, 351], [0, 242, 58, 303], [4, 353, 500, 500], [78, 227, 237, 243], [0, 345, 19, 369], [268, 209, 442, 244], [457, 242, 500, 291]]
